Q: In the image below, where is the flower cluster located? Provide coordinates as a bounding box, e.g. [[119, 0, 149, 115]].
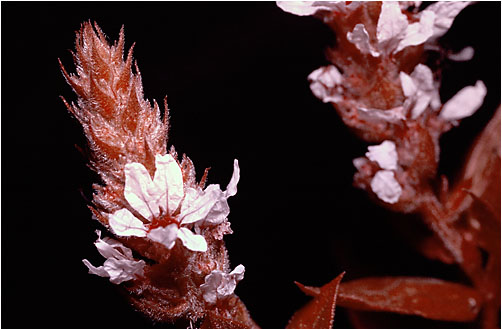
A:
[[61, 22, 255, 326], [279, 1, 487, 208], [84, 153, 240, 282]]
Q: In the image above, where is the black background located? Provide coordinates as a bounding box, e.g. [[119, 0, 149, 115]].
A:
[[2, 2, 500, 328]]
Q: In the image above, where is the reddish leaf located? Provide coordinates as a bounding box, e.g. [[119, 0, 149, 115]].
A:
[[200, 311, 248, 329], [461, 106, 501, 216], [287, 272, 345, 329], [418, 236, 455, 265], [337, 277, 482, 322]]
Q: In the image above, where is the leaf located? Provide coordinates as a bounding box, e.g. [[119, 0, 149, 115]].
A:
[[460, 106, 501, 215], [337, 277, 482, 322], [200, 311, 248, 329], [418, 236, 455, 264], [287, 272, 345, 329]]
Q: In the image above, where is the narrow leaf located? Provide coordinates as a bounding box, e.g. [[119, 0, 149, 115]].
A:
[[337, 277, 482, 322], [287, 272, 345, 329]]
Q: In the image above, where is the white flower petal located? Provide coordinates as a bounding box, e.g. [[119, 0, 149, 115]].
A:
[[200, 271, 222, 304], [153, 154, 184, 214], [425, 1, 472, 40], [400, 72, 417, 97], [411, 92, 432, 119], [180, 185, 222, 225], [440, 81, 487, 121], [229, 264, 245, 282], [276, 1, 347, 16], [225, 159, 240, 198], [410, 64, 434, 90], [399, 1, 422, 10], [83, 231, 146, 284], [308, 66, 344, 103], [83, 259, 109, 277], [103, 258, 145, 285], [147, 224, 179, 249], [371, 170, 402, 204], [366, 141, 398, 171], [347, 24, 380, 57], [109, 208, 147, 237], [205, 199, 230, 225], [400, 64, 441, 119], [177, 227, 207, 252], [394, 10, 435, 53], [448, 46, 475, 62], [124, 162, 158, 219], [357, 106, 407, 123], [200, 265, 245, 304], [377, 2, 408, 51], [94, 230, 134, 259]]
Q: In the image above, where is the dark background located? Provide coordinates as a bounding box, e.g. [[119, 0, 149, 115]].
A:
[[2, 2, 500, 328]]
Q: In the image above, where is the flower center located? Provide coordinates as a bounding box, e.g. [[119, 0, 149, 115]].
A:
[[149, 213, 178, 231]]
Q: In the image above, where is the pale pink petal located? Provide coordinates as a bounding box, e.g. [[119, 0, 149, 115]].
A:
[[276, 1, 348, 16], [124, 162, 158, 219], [108, 208, 147, 237], [366, 141, 398, 171], [371, 170, 402, 204], [103, 258, 145, 285], [180, 185, 221, 225], [200, 265, 245, 304], [225, 159, 240, 198], [94, 230, 134, 259], [177, 227, 207, 252], [377, 2, 408, 51], [425, 1, 472, 40], [394, 10, 435, 53], [448, 46, 474, 62], [147, 224, 178, 249], [347, 24, 380, 57], [83, 259, 109, 277], [153, 154, 184, 214], [440, 81, 487, 121], [308, 66, 344, 103]]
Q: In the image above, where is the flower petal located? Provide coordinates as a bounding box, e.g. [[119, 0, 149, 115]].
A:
[[377, 2, 408, 52], [124, 162, 158, 219], [230, 264, 245, 282], [94, 230, 134, 259], [394, 10, 435, 53], [180, 185, 222, 225], [225, 159, 240, 198], [371, 170, 402, 204], [147, 224, 178, 249], [83, 231, 146, 285], [201, 271, 223, 304], [425, 1, 472, 40], [440, 81, 487, 121], [347, 24, 380, 57], [308, 66, 344, 103], [83, 259, 109, 277], [276, 1, 348, 16], [448, 46, 474, 62], [103, 258, 145, 284], [200, 265, 245, 304], [400, 72, 417, 97], [400, 64, 441, 119], [153, 154, 184, 215], [108, 208, 147, 237], [366, 141, 398, 171], [205, 199, 230, 225], [177, 227, 207, 252]]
